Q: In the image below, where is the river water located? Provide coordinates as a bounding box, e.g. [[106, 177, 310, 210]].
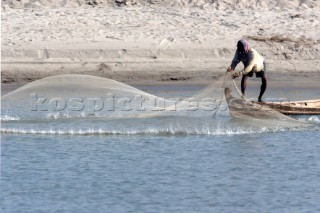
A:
[[1, 78, 320, 213]]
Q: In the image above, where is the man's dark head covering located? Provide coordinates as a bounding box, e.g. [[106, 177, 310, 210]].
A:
[[237, 39, 249, 53]]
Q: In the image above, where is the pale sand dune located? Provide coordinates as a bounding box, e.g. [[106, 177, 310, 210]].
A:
[[1, 0, 320, 83], [3, 0, 320, 9]]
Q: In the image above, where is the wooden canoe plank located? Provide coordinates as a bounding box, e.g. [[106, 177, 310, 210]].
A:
[[252, 100, 320, 115]]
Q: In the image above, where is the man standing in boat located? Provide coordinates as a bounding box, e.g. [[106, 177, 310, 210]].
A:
[[227, 39, 267, 102]]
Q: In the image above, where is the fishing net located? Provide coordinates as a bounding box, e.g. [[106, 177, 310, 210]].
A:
[[223, 73, 296, 122], [1, 74, 223, 120], [1, 73, 307, 134]]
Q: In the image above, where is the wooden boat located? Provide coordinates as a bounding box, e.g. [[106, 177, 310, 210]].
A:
[[225, 87, 320, 116], [253, 99, 320, 115]]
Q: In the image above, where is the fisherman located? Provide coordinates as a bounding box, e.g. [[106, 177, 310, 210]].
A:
[[227, 39, 267, 102]]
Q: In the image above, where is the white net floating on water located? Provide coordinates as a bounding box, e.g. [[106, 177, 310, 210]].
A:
[[1, 73, 310, 135], [1, 74, 224, 120]]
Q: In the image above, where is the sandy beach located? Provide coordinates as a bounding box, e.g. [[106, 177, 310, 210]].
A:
[[1, 0, 320, 84]]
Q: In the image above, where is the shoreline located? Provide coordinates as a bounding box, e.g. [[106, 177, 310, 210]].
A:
[[2, 43, 320, 84], [2, 58, 319, 84], [2, 73, 320, 94]]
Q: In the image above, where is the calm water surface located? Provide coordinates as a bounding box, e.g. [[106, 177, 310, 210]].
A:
[[2, 132, 320, 213]]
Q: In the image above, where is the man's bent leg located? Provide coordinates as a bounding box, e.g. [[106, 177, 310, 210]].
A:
[[241, 75, 248, 96], [258, 75, 267, 102]]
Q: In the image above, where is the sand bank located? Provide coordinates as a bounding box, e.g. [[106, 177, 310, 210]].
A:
[[1, 1, 320, 83]]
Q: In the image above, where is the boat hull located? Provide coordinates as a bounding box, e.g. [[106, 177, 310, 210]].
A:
[[253, 100, 320, 115]]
